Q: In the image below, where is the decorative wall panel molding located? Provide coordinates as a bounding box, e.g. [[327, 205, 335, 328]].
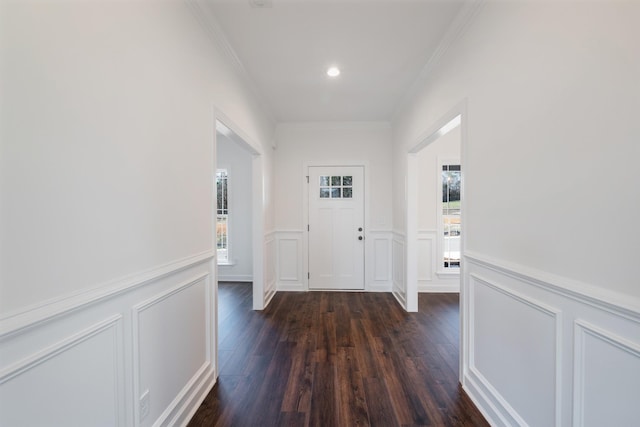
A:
[[275, 231, 304, 291], [573, 320, 640, 427], [416, 229, 459, 292], [132, 274, 211, 426], [462, 252, 640, 427], [0, 258, 215, 427], [469, 274, 560, 427], [368, 230, 392, 291], [0, 250, 214, 338], [0, 315, 125, 426]]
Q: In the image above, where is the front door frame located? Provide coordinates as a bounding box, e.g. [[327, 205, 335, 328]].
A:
[[302, 160, 370, 291]]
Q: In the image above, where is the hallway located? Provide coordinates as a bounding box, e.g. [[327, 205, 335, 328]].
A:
[[188, 284, 488, 426]]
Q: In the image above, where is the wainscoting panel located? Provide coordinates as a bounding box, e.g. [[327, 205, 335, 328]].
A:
[[276, 231, 304, 291], [469, 274, 559, 427], [574, 320, 640, 427], [0, 253, 215, 427], [417, 230, 459, 292], [463, 251, 640, 427], [133, 274, 210, 427], [0, 316, 125, 426], [368, 230, 392, 291]]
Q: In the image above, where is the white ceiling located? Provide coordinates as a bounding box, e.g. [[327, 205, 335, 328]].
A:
[[205, 0, 468, 122]]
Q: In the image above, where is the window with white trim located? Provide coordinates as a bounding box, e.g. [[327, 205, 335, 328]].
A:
[[216, 169, 229, 263], [442, 164, 461, 269]]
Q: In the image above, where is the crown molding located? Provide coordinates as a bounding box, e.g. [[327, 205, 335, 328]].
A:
[[390, 0, 485, 123], [184, 0, 277, 126]]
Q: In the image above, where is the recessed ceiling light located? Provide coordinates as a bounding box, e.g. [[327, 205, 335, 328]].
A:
[[327, 67, 340, 77]]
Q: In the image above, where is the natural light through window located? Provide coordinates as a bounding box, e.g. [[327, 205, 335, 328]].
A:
[[216, 169, 229, 264], [442, 164, 460, 269]]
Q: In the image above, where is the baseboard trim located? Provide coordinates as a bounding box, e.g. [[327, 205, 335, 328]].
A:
[[367, 282, 392, 292], [277, 283, 306, 292], [392, 289, 407, 310], [156, 361, 213, 427], [179, 374, 217, 427], [217, 274, 253, 282], [462, 375, 510, 427], [419, 283, 459, 293]]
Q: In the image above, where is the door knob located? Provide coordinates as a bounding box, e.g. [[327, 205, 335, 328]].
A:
[[358, 236, 363, 241]]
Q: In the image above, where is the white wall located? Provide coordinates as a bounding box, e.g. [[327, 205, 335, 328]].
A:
[[217, 134, 253, 282], [273, 122, 393, 291], [0, 1, 274, 426], [393, 1, 640, 425], [416, 125, 460, 292]]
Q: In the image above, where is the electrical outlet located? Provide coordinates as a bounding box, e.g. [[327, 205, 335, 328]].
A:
[[140, 389, 150, 422]]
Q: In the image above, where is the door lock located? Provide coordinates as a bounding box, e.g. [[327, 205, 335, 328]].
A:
[[358, 227, 363, 232]]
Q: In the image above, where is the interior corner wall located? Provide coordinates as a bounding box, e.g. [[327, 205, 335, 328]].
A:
[[273, 122, 393, 291], [392, 1, 640, 426], [217, 134, 253, 282], [0, 1, 274, 426]]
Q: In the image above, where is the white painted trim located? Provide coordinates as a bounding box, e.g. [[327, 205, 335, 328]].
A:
[[252, 155, 266, 310], [302, 161, 370, 292], [0, 314, 122, 384], [467, 366, 528, 427], [405, 101, 467, 377], [264, 233, 277, 297], [572, 319, 640, 427], [419, 284, 459, 293], [0, 314, 126, 425], [391, 0, 484, 121], [406, 153, 419, 312], [0, 251, 214, 338], [213, 108, 267, 311], [470, 273, 563, 427], [391, 235, 406, 309], [392, 290, 407, 309], [436, 155, 461, 276], [177, 374, 216, 427], [131, 273, 210, 427], [215, 110, 261, 156], [185, 0, 276, 128], [462, 376, 509, 427], [369, 230, 393, 290], [274, 230, 304, 291], [216, 164, 233, 264], [217, 274, 253, 282], [155, 362, 213, 427], [465, 251, 640, 323]]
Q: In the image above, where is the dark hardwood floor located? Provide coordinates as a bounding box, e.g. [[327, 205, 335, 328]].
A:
[[188, 283, 488, 427]]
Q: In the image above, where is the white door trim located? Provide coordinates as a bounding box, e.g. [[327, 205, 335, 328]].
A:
[[302, 160, 370, 291], [213, 108, 265, 313], [405, 98, 467, 381]]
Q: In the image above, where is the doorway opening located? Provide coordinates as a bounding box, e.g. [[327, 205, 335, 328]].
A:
[[213, 116, 264, 380], [414, 116, 461, 284], [405, 102, 466, 380]]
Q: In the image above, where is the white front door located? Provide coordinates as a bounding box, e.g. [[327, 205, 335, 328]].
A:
[[308, 166, 364, 290]]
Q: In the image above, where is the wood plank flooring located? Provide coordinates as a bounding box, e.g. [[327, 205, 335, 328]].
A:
[[188, 283, 488, 427]]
